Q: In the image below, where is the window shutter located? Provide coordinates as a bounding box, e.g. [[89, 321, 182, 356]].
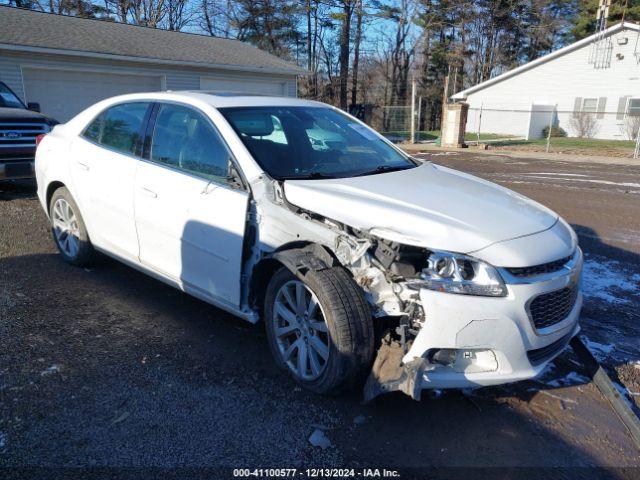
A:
[[573, 97, 582, 116], [617, 96, 630, 120], [597, 97, 607, 119]]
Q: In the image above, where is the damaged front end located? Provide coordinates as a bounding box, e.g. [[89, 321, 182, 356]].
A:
[[363, 337, 432, 402], [333, 229, 514, 402], [333, 231, 435, 402], [252, 176, 581, 402]]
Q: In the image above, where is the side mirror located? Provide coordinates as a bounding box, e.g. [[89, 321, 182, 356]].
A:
[[227, 162, 244, 190], [27, 102, 41, 113]]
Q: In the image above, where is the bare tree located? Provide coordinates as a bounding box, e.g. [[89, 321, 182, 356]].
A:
[[350, 0, 363, 108], [621, 115, 640, 141], [569, 113, 600, 138], [336, 0, 355, 110]]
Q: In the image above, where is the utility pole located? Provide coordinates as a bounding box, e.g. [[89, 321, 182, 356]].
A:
[[410, 77, 416, 144], [440, 66, 451, 133]]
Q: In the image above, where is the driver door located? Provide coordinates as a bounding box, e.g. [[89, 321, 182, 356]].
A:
[[134, 102, 249, 308]]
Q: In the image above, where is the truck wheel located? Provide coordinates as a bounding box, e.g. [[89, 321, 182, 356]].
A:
[[49, 187, 95, 266], [264, 265, 374, 394]]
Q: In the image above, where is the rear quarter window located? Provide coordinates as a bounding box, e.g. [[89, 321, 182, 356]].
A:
[[82, 102, 150, 156]]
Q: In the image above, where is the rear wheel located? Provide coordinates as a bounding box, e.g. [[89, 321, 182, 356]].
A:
[[49, 187, 95, 266], [264, 265, 374, 394]]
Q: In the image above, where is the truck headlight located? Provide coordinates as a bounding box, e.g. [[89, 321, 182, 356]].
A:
[[420, 250, 507, 297]]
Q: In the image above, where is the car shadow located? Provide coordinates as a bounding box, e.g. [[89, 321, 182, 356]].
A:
[[0, 179, 37, 201]]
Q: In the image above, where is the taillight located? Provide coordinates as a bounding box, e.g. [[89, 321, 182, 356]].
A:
[[35, 134, 46, 148]]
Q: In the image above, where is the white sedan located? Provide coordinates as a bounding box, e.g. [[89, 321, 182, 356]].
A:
[[35, 92, 582, 400]]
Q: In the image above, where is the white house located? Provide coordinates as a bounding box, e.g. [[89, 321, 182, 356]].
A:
[[0, 6, 303, 122], [452, 22, 640, 141]]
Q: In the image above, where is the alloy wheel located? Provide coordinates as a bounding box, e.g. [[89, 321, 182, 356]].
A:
[[52, 198, 80, 258], [273, 279, 330, 381]]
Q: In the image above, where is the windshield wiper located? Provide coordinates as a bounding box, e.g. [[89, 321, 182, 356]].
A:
[[281, 172, 336, 180], [353, 165, 412, 177]]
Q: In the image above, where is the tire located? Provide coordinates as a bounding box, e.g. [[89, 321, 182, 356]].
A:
[[49, 186, 95, 266], [264, 265, 374, 394]]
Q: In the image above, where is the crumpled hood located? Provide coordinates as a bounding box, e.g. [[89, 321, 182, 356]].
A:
[[284, 162, 559, 254]]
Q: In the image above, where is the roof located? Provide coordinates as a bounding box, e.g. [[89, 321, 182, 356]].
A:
[[93, 91, 324, 109], [453, 22, 640, 99], [0, 6, 305, 76], [63, 91, 327, 135]]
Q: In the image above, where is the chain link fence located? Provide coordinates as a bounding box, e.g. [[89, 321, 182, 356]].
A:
[[353, 98, 640, 158], [464, 105, 640, 158]]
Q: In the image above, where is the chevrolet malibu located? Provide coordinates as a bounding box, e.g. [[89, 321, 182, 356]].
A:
[[35, 92, 583, 400]]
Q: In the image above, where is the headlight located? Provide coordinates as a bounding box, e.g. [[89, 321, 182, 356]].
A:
[[420, 250, 507, 297]]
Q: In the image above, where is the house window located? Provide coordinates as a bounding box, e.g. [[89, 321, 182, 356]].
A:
[[582, 98, 598, 114], [627, 98, 640, 117]]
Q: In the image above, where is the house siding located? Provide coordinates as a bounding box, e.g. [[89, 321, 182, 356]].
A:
[[0, 57, 25, 100], [0, 49, 297, 112], [459, 27, 640, 140]]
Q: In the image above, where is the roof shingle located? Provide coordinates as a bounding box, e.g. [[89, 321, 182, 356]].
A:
[[0, 6, 304, 75]]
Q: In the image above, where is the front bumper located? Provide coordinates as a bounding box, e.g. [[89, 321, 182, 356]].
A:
[[0, 160, 35, 180], [409, 249, 583, 390], [365, 249, 583, 400]]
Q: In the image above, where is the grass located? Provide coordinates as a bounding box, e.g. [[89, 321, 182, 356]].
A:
[[505, 137, 636, 149], [381, 129, 636, 154]]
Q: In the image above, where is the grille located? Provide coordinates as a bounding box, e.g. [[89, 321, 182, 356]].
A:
[[506, 255, 573, 278], [527, 332, 573, 366], [529, 285, 578, 330], [0, 121, 48, 149]]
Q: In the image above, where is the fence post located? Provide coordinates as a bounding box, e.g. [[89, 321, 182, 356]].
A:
[[477, 102, 483, 145], [546, 104, 556, 153], [634, 124, 640, 159], [410, 77, 416, 144], [417, 96, 422, 142]]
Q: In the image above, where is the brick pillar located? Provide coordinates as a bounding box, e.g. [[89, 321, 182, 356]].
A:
[[441, 102, 469, 148]]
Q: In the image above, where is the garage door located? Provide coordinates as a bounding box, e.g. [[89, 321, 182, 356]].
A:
[[22, 68, 162, 122], [200, 77, 289, 96]]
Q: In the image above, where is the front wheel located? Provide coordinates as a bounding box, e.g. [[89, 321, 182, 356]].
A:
[[264, 265, 374, 394]]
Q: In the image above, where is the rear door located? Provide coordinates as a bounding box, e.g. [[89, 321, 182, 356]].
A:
[[134, 102, 249, 308], [69, 101, 151, 260]]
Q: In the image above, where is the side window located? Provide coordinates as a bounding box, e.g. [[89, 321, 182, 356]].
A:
[[581, 98, 598, 114], [627, 98, 640, 117], [83, 113, 103, 142], [82, 102, 149, 156], [150, 104, 231, 183]]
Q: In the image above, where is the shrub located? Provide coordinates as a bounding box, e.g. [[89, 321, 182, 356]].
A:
[[542, 125, 567, 138]]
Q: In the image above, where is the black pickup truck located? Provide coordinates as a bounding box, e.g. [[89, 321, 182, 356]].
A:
[[0, 81, 58, 181]]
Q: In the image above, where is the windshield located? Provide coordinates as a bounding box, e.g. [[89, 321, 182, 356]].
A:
[[0, 82, 25, 109], [219, 106, 416, 180]]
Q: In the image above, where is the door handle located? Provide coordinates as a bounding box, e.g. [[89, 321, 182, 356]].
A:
[[76, 161, 90, 171], [140, 187, 157, 198]]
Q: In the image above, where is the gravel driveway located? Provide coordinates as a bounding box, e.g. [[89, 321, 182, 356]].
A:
[[1, 153, 639, 478]]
